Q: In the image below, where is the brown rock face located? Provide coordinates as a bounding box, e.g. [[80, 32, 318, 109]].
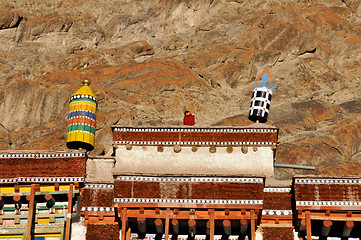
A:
[[0, 0, 360, 179], [0, 7, 22, 29]]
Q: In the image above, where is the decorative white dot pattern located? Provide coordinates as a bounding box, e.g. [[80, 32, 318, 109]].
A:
[[262, 210, 292, 215], [296, 201, 361, 206], [0, 152, 85, 159], [84, 183, 114, 189], [70, 94, 97, 103], [114, 198, 263, 205], [115, 176, 263, 183], [263, 188, 291, 192], [0, 178, 17, 183], [295, 178, 361, 184], [113, 127, 277, 133], [0, 177, 84, 184], [81, 207, 114, 212], [113, 141, 276, 146]]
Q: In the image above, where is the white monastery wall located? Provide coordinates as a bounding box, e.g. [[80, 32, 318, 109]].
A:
[[114, 145, 274, 177]]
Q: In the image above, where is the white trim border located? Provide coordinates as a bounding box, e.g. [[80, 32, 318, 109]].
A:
[[115, 176, 263, 183], [296, 201, 361, 206], [114, 198, 263, 205]]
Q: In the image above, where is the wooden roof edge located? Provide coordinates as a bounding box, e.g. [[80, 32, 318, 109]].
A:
[[111, 124, 278, 129], [0, 149, 86, 154], [294, 175, 361, 179], [112, 172, 266, 179]]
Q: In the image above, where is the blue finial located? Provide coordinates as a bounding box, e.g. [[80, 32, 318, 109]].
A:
[[254, 69, 277, 91]]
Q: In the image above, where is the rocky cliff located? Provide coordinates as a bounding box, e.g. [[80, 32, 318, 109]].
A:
[[0, 0, 361, 179]]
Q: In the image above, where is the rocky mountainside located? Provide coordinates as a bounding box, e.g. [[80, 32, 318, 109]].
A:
[[0, 0, 360, 179]]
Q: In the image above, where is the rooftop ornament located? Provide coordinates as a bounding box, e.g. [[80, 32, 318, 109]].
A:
[[249, 69, 277, 123], [66, 79, 98, 151]]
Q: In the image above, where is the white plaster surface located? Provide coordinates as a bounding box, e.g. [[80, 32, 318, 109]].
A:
[[114, 146, 273, 177], [71, 218, 86, 240], [86, 158, 115, 183]]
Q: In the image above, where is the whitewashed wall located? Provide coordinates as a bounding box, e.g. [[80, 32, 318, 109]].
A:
[[114, 146, 274, 177]]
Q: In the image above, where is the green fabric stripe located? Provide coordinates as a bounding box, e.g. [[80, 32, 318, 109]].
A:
[[84, 124, 91, 132], [67, 124, 95, 133]]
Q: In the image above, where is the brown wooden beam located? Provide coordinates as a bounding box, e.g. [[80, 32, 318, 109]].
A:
[[297, 205, 361, 211], [25, 184, 36, 240], [250, 210, 255, 240], [115, 202, 263, 210], [165, 208, 170, 240], [347, 211, 352, 217], [342, 220, 354, 237], [119, 208, 257, 220], [65, 183, 74, 240], [126, 227, 131, 240], [298, 210, 361, 221], [209, 209, 215, 240], [306, 211, 312, 240], [261, 215, 293, 220], [121, 208, 128, 240]]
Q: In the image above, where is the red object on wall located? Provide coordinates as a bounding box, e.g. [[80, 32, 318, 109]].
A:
[[183, 114, 195, 126]]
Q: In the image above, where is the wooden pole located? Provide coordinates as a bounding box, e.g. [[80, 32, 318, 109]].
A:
[[250, 210, 255, 240], [210, 209, 215, 240], [65, 183, 74, 240], [342, 221, 354, 237], [305, 211, 312, 240], [155, 218, 164, 234], [0, 196, 3, 209], [45, 194, 55, 208], [223, 220, 231, 236], [13, 195, 22, 210], [240, 219, 248, 235], [121, 208, 128, 240], [321, 220, 332, 236], [172, 219, 179, 235], [188, 219, 196, 236], [126, 227, 131, 240], [206, 221, 210, 236], [137, 217, 146, 234], [165, 208, 170, 240], [25, 184, 36, 240], [299, 219, 306, 232]]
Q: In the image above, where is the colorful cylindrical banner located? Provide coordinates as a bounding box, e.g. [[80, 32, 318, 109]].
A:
[[66, 79, 97, 151]]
